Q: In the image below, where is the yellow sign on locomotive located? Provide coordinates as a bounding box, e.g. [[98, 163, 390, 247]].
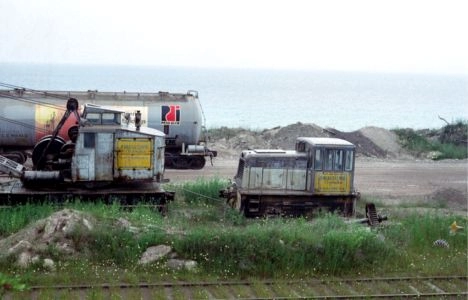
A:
[[314, 172, 350, 194], [116, 138, 153, 169]]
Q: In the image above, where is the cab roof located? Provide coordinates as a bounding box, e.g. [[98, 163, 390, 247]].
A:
[[297, 137, 355, 147], [240, 149, 305, 159]]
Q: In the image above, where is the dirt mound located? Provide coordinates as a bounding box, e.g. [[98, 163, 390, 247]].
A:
[[324, 127, 389, 158], [209, 123, 406, 159], [209, 123, 328, 158], [264, 122, 328, 149]]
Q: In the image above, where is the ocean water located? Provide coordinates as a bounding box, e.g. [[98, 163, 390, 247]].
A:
[[1, 63, 467, 131]]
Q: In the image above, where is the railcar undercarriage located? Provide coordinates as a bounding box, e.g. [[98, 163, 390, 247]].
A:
[[0, 179, 174, 212]]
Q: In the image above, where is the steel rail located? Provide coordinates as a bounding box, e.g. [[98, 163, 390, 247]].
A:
[[15, 275, 467, 299], [26, 275, 468, 289]]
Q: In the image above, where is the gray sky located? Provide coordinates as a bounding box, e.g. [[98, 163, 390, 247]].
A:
[[1, 0, 467, 74]]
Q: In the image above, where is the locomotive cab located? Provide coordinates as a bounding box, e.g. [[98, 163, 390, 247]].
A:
[[223, 137, 359, 217], [295, 137, 356, 195]]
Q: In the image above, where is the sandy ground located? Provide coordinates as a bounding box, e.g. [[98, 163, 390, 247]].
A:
[[166, 157, 468, 211], [2, 155, 466, 211]]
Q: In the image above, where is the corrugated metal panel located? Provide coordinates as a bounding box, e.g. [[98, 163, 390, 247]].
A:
[[75, 154, 92, 181], [262, 168, 286, 189], [245, 167, 307, 191], [95, 133, 114, 181], [287, 169, 307, 190]]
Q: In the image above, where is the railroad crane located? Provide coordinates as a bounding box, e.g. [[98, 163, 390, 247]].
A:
[[0, 98, 173, 208]]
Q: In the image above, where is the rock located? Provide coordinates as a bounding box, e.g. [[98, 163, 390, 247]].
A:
[[427, 151, 443, 160], [0, 209, 98, 267], [57, 242, 76, 255], [43, 258, 56, 271], [166, 259, 197, 271], [115, 217, 132, 229], [43, 209, 94, 239], [82, 218, 93, 231], [8, 240, 32, 255], [31, 255, 40, 264], [138, 245, 172, 265], [115, 218, 140, 233], [17, 251, 33, 268]]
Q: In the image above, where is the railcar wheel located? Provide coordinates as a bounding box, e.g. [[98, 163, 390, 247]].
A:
[[227, 191, 243, 212], [164, 153, 175, 168], [190, 156, 206, 169], [59, 142, 75, 159], [343, 198, 356, 217], [171, 157, 191, 169], [32, 135, 66, 170]]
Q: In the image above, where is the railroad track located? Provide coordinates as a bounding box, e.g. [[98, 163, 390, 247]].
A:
[[4, 276, 467, 299]]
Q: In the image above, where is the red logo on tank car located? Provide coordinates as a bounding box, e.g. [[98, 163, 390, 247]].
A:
[[161, 105, 181, 125]]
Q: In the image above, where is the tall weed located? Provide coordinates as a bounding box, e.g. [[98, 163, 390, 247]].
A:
[[175, 177, 227, 205], [173, 216, 393, 276]]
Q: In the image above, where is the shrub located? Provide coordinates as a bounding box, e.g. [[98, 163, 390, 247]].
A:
[[393, 124, 467, 159]]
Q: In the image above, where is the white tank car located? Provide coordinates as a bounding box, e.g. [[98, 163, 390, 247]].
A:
[[0, 87, 217, 169]]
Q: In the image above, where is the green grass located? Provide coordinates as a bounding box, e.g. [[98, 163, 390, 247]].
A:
[[0, 179, 466, 288], [170, 177, 228, 205], [0, 203, 55, 238]]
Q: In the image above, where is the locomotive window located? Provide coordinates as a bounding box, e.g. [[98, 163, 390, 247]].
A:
[[102, 113, 118, 125], [345, 150, 354, 171], [236, 159, 245, 180], [334, 150, 343, 170], [324, 150, 334, 171], [84, 133, 95, 148], [86, 113, 101, 124], [296, 142, 306, 152], [314, 149, 322, 170]]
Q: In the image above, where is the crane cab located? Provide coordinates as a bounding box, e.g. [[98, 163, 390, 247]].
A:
[[72, 105, 165, 183]]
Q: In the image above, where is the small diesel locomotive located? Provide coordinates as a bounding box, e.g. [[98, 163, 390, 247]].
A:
[[220, 137, 360, 217]]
